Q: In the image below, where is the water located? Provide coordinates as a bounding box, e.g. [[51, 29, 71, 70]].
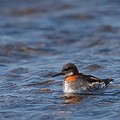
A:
[[0, 0, 120, 120]]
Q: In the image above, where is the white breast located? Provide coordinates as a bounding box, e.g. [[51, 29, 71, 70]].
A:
[[63, 81, 85, 93]]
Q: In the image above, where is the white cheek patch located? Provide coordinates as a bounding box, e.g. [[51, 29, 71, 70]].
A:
[[64, 72, 73, 77]]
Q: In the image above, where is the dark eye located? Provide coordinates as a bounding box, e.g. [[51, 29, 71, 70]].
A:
[[64, 67, 71, 71]]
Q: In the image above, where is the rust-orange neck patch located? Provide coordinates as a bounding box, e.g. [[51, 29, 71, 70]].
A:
[[65, 75, 78, 82]]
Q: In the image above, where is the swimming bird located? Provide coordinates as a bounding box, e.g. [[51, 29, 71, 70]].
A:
[[52, 63, 113, 94]]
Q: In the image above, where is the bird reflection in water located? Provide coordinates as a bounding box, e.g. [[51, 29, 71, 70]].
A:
[[63, 93, 84, 104]]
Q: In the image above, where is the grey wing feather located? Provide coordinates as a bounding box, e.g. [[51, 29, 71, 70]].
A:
[[80, 74, 113, 93]]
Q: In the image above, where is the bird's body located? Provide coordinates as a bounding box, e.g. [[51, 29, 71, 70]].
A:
[[52, 63, 113, 94], [63, 73, 113, 94]]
